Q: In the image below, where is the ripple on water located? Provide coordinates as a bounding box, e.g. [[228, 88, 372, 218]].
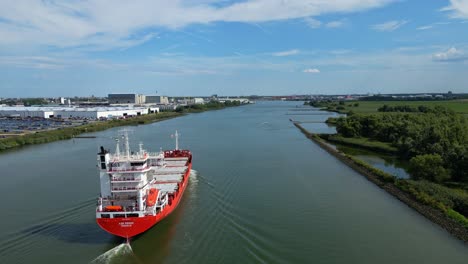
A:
[[0, 197, 115, 264]]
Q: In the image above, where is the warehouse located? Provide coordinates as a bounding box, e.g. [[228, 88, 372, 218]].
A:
[[145, 95, 169, 104], [0, 107, 55, 118], [0, 106, 159, 119], [108, 94, 146, 104]]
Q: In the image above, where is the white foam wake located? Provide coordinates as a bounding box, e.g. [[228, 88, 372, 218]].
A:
[[90, 243, 134, 264], [189, 169, 198, 182]]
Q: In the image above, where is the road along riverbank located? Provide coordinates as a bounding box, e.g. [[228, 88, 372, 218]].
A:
[[293, 121, 468, 244]]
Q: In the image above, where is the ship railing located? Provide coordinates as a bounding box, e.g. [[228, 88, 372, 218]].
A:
[[147, 152, 164, 158], [100, 195, 136, 200], [96, 206, 142, 213], [96, 209, 144, 218], [111, 186, 142, 192], [109, 153, 148, 161], [111, 176, 142, 182], [97, 199, 141, 213], [107, 166, 149, 172]]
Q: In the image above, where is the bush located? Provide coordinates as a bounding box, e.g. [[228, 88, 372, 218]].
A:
[[446, 209, 468, 228], [409, 154, 450, 183], [405, 180, 468, 217]]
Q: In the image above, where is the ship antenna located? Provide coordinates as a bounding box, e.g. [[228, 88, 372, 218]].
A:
[[175, 130, 179, 150], [115, 138, 120, 158], [124, 131, 130, 158]]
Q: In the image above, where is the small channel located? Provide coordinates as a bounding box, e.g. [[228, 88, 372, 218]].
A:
[[335, 145, 412, 179], [294, 107, 412, 180]]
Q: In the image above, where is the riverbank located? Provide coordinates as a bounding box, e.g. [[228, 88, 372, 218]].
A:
[[293, 122, 468, 243], [0, 101, 249, 153], [0, 112, 183, 152]]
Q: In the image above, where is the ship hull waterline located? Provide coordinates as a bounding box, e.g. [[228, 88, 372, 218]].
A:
[[97, 162, 192, 238]]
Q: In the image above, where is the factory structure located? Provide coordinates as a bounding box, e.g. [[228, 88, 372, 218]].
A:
[[108, 94, 169, 105], [0, 106, 159, 119], [0, 93, 251, 120]]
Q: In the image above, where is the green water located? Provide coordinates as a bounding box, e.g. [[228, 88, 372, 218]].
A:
[[0, 101, 466, 264]]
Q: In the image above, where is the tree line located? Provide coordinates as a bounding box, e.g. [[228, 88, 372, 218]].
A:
[[176, 100, 241, 112], [378, 104, 453, 114], [334, 107, 468, 183]]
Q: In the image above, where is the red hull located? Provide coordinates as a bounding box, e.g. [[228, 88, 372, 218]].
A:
[[97, 162, 192, 238]]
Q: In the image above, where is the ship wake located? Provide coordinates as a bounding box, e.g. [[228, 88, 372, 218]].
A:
[[91, 243, 138, 264]]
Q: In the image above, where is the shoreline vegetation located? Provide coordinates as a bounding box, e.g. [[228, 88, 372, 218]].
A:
[[309, 99, 468, 115], [0, 101, 244, 153], [298, 99, 468, 243], [293, 122, 468, 243]]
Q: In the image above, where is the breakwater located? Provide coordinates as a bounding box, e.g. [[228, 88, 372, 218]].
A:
[[293, 121, 468, 244]]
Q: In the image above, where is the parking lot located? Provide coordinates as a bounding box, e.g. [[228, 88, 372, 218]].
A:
[[0, 117, 89, 137]]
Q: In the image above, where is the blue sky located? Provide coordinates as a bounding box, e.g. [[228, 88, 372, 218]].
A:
[[1, 0, 468, 97]]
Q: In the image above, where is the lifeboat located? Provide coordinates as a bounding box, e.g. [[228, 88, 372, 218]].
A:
[[146, 188, 159, 207], [105, 205, 123, 211]]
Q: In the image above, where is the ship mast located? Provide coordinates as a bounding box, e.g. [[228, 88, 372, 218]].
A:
[[115, 138, 120, 158], [175, 130, 179, 150], [124, 131, 130, 158]]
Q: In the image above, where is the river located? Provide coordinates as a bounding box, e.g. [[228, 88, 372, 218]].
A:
[[0, 101, 466, 264]]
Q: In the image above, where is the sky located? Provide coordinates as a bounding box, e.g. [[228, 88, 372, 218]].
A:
[[1, 0, 468, 97]]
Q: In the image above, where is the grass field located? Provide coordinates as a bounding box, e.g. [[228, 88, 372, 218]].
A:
[[340, 100, 468, 114]]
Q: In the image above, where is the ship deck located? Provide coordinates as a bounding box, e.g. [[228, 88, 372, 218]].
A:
[[149, 156, 189, 194]]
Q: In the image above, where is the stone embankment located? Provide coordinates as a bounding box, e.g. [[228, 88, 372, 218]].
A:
[[293, 122, 468, 244]]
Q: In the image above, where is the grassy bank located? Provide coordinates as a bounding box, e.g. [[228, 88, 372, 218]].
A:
[[318, 134, 398, 154], [0, 112, 182, 152], [293, 122, 468, 242]]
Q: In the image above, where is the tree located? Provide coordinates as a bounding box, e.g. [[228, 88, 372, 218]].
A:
[[409, 154, 450, 183]]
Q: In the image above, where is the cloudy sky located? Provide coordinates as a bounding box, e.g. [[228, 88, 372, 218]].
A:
[[1, 0, 468, 97]]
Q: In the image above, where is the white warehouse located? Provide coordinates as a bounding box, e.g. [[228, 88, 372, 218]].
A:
[[0, 106, 159, 119]]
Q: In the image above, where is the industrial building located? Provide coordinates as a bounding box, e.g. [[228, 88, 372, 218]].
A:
[[178, 98, 205, 105], [108, 94, 146, 104], [145, 95, 169, 104], [218, 98, 250, 104], [0, 106, 159, 119]]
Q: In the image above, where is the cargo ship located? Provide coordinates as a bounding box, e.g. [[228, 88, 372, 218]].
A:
[[96, 131, 192, 238]]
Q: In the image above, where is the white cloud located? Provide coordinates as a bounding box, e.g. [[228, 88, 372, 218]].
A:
[[372, 20, 408, 32], [0, 0, 395, 49], [0, 55, 129, 70], [272, 49, 300, 57], [304, 17, 322, 28], [325, 20, 346, 28], [442, 0, 468, 19], [417, 25, 433, 30], [303, 68, 320, 73], [432, 47, 468, 62], [416, 21, 452, 31], [0, 56, 66, 69]]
